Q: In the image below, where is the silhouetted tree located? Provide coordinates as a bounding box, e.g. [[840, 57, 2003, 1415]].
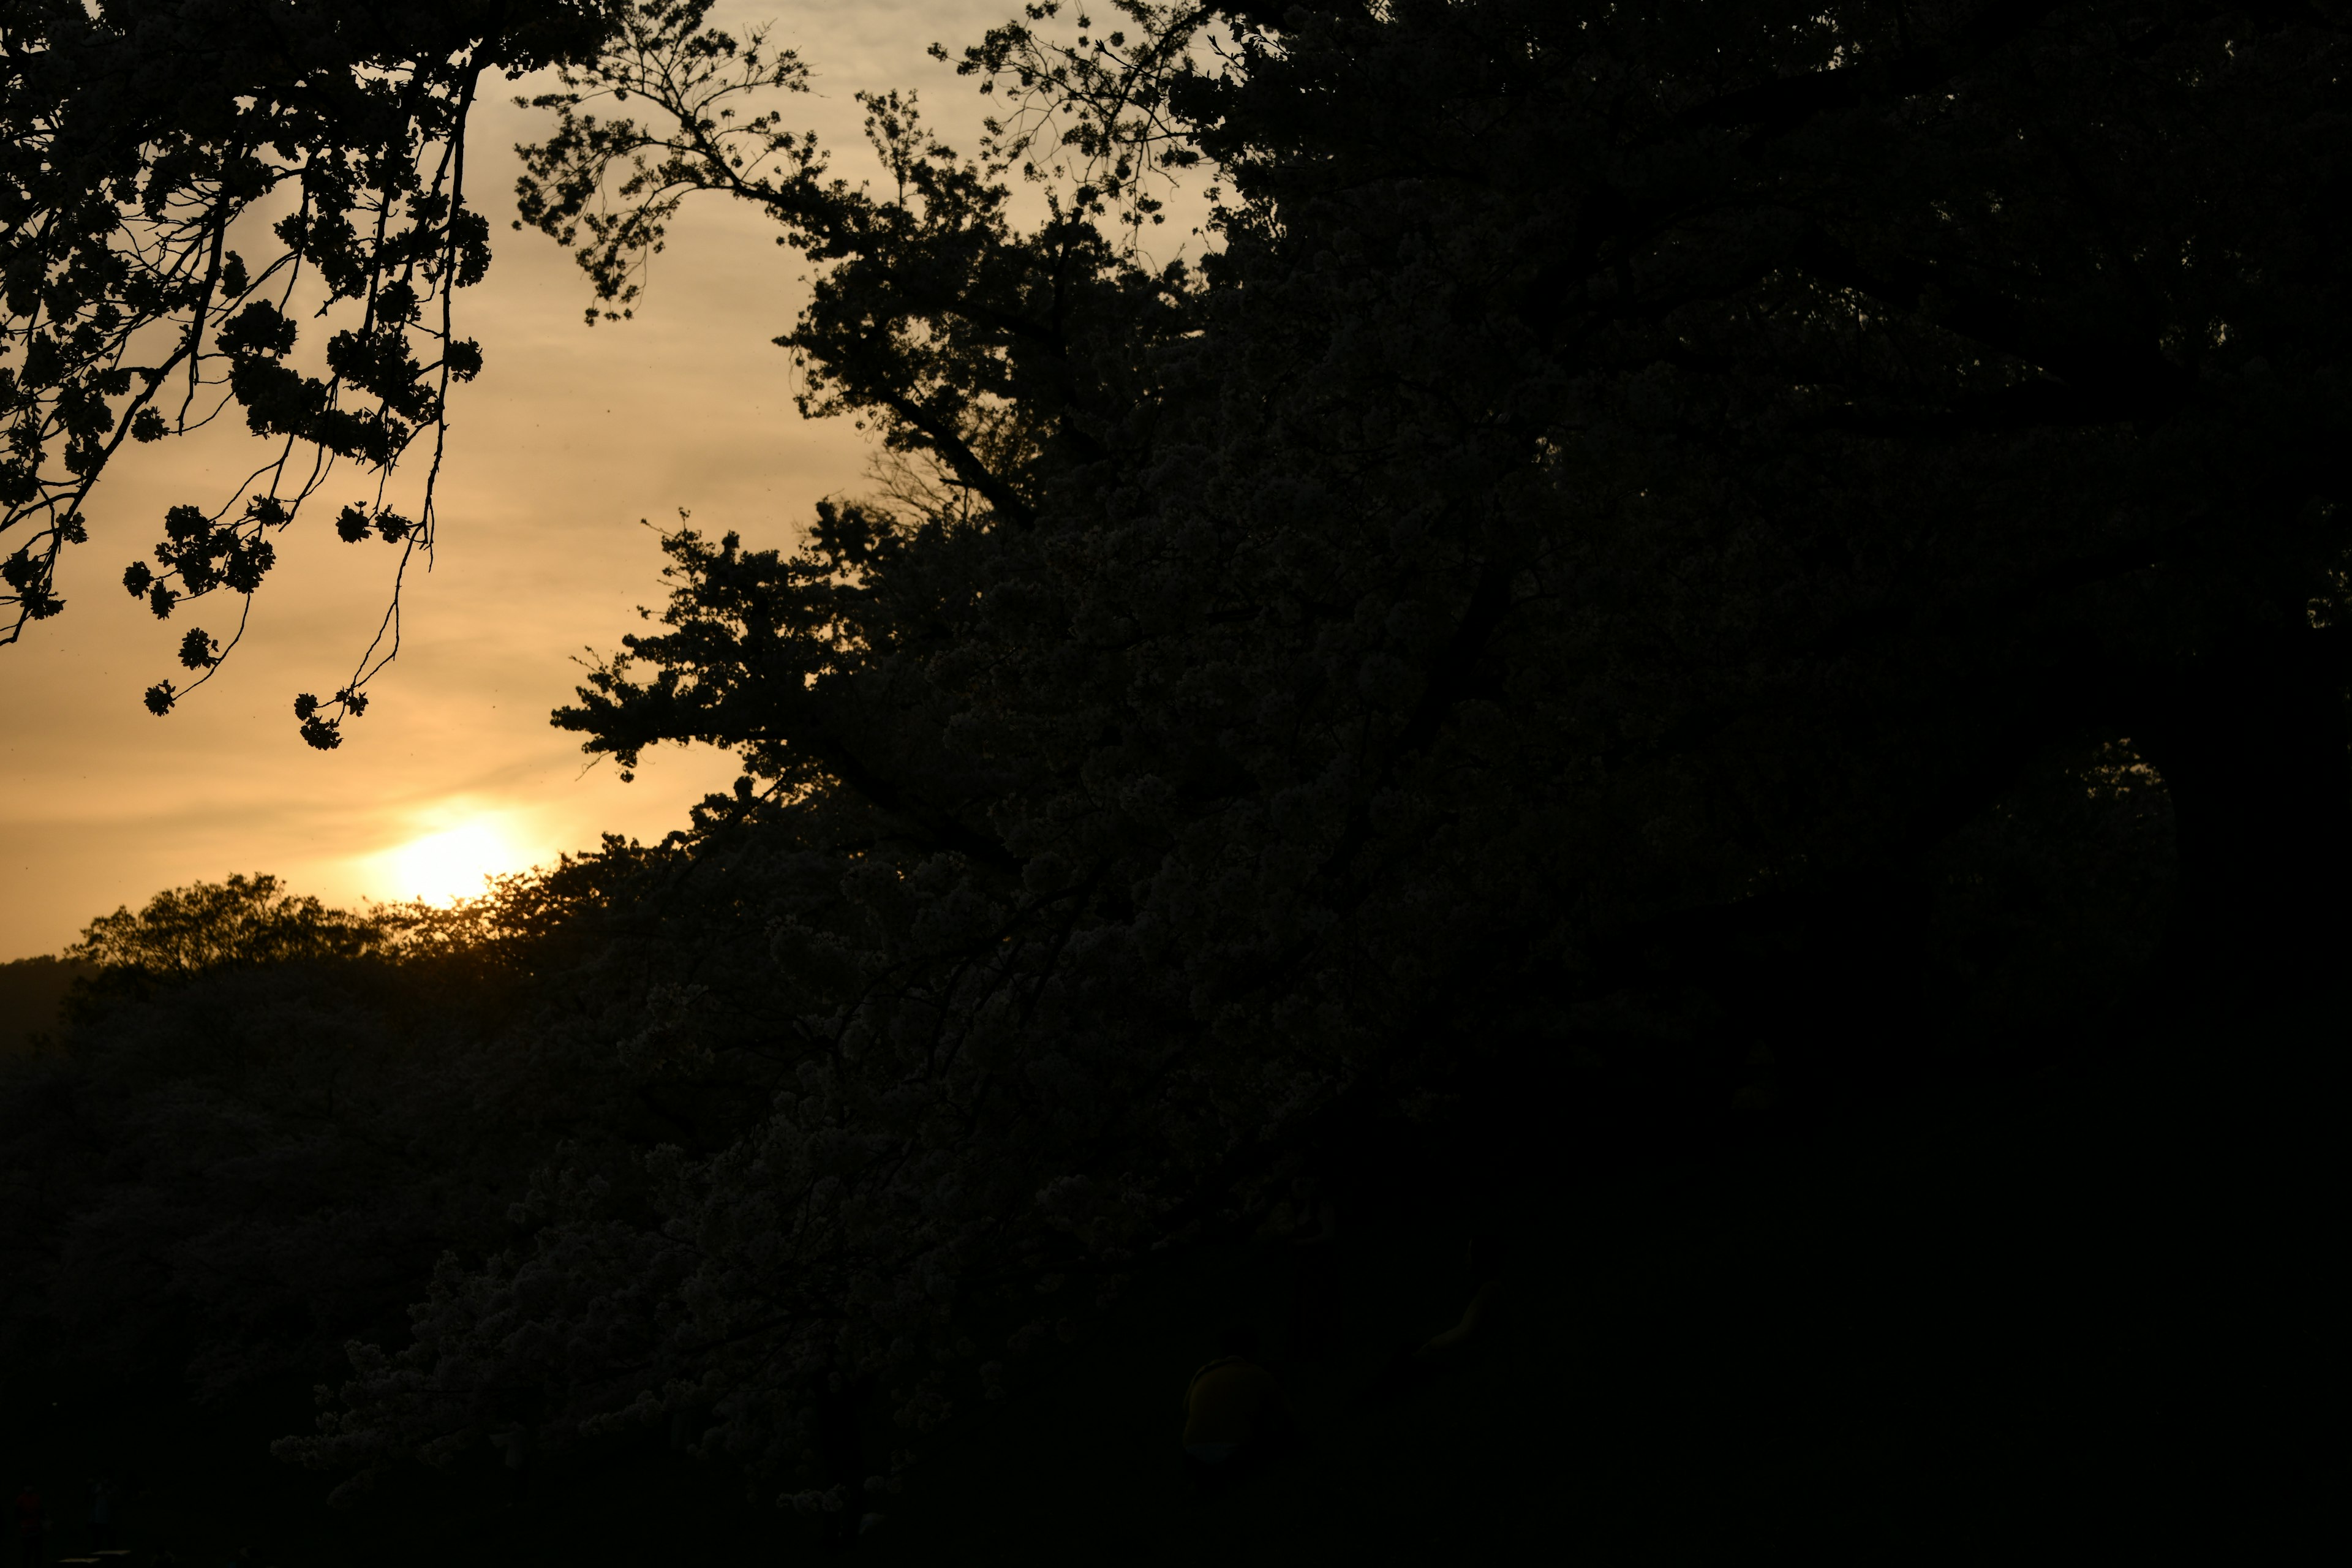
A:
[[0, 0, 616, 739], [67, 872, 390, 976], [281, 0, 2348, 1513]]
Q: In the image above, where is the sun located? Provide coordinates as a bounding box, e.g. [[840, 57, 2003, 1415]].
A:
[[388, 820, 518, 904]]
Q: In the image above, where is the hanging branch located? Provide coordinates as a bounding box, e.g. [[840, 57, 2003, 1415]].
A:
[[0, 2, 616, 747]]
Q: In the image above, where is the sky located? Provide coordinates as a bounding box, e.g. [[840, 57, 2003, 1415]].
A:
[[0, 1, 1039, 959]]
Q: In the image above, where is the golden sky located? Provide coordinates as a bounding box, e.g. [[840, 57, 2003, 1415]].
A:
[[0, 2, 1031, 958]]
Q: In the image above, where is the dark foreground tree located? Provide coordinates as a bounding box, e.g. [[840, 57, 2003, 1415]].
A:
[[266, 0, 2346, 1520]]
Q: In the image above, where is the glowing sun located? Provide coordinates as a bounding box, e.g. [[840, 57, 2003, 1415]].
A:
[[387, 820, 520, 904]]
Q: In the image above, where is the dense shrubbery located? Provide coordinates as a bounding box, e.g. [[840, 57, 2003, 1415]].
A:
[[0, 737, 2178, 1509], [0, 870, 566, 1396]]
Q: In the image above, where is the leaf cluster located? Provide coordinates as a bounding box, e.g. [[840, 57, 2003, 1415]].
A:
[[0, 0, 619, 740]]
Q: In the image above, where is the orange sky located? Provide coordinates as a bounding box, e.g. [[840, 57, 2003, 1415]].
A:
[[0, 2, 1041, 958]]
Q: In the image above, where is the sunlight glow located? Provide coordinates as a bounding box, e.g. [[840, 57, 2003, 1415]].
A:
[[387, 820, 521, 905]]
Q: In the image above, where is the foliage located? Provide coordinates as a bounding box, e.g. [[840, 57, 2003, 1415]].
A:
[[0, 853, 794, 1404], [67, 871, 393, 979], [2, 878, 489, 1395], [0, 952, 89, 1054], [943, 1, 1218, 239], [6, 0, 2343, 1531], [274, 0, 2351, 1515], [0, 0, 616, 741], [1923, 741, 2180, 1049]]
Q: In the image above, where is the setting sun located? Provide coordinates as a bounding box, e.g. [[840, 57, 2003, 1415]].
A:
[[386, 821, 522, 905]]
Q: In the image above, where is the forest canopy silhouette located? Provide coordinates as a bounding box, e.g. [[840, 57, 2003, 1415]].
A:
[[2, 0, 2345, 1544]]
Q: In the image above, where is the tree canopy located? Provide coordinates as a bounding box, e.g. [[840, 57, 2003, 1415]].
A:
[[68, 870, 390, 974], [279, 0, 2350, 1508]]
